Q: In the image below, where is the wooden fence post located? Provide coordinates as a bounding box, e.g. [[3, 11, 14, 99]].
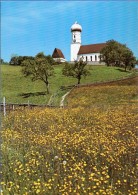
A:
[[28, 100, 30, 108], [3, 97, 6, 116]]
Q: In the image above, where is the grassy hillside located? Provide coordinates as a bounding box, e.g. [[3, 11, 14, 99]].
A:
[[1, 67, 137, 194], [1, 64, 135, 105], [67, 77, 138, 108]]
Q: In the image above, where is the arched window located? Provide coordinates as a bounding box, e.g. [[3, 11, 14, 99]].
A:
[[74, 35, 76, 39], [95, 55, 97, 61], [86, 56, 87, 61], [91, 56, 92, 61]]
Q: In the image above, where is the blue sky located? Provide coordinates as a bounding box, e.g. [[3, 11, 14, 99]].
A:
[[1, 1, 138, 62]]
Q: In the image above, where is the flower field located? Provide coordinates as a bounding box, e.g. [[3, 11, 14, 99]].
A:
[[67, 77, 138, 108], [1, 77, 138, 194]]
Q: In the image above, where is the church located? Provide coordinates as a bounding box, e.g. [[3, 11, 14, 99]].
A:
[[52, 48, 66, 63], [52, 22, 106, 63]]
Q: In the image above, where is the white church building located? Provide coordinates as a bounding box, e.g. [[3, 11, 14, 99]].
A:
[[52, 22, 106, 64], [70, 22, 106, 63]]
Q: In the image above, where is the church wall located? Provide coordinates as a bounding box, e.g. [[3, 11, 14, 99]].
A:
[[53, 58, 66, 63], [71, 43, 81, 61], [78, 53, 101, 62]]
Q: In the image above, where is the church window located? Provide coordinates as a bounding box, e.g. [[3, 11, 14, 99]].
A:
[[95, 55, 97, 61], [91, 56, 92, 61], [86, 56, 87, 61], [74, 35, 76, 38]]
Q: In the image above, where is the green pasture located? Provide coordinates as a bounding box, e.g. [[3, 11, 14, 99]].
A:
[[1, 64, 135, 105]]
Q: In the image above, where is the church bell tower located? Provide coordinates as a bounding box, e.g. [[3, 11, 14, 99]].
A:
[[70, 21, 82, 61]]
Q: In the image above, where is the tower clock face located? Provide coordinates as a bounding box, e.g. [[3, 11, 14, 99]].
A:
[[73, 39, 76, 43]]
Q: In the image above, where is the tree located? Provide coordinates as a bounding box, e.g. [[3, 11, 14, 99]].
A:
[[9, 54, 19, 65], [121, 48, 137, 71], [9, 55, 34, 65], [0, 58, 9, 65], [100, 40, 120, 66], [0, 58, 4, 64], [22, 52, 54, 94], [100, 40, 137, 71], [9, 56, 17, 65], [62, 59, 90, 84]]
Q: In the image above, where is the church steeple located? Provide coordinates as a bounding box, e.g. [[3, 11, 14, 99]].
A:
[[70, 22, 82, 61], [71, 21, 82, 44]]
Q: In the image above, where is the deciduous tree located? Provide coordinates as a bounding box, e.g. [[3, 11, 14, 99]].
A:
[[62, 59, 90, 84], [121, 48, 137, 71], [22, 52, 54, 94], [100, 40, 137, 71]]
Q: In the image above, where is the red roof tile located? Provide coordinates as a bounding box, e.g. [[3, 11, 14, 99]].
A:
[[52, 48, 65, 59], [78, 43, 106, 55]]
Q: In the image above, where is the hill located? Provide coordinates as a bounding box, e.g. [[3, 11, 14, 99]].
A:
[[1, 66, 137, 194], [66, 76, 138, 108], [1, 64, 136, 105]]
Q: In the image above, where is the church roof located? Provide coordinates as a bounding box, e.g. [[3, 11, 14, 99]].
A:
[[52, 48, 65, 59], [78, 43, 106, 55]]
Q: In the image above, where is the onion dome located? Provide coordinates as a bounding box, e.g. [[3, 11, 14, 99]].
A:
[[71, 21, 82, 32]]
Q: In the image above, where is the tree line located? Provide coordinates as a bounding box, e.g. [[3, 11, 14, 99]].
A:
[[9, 56, 34, 66], [0, 58, 8, 65]]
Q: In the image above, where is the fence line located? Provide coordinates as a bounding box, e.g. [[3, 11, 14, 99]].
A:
[[0, 100, 58, 116], [75, 75, 138, 88], [1, 75, 137, 115]]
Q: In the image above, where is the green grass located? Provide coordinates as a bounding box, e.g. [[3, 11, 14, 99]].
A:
[[1, 64, 135, 105]]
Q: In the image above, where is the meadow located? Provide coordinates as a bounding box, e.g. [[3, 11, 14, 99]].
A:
[[1, 104, 137, 194], [67, 77, 138, 108], [1, 64, 135, 105], [1, 65, 137, 194]]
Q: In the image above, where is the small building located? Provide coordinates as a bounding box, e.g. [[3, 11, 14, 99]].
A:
[[52, 48, 66, 63], [70, 21, 106, 64]]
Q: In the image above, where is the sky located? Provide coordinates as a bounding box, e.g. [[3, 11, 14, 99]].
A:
[[1, 1, 138, 62]]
